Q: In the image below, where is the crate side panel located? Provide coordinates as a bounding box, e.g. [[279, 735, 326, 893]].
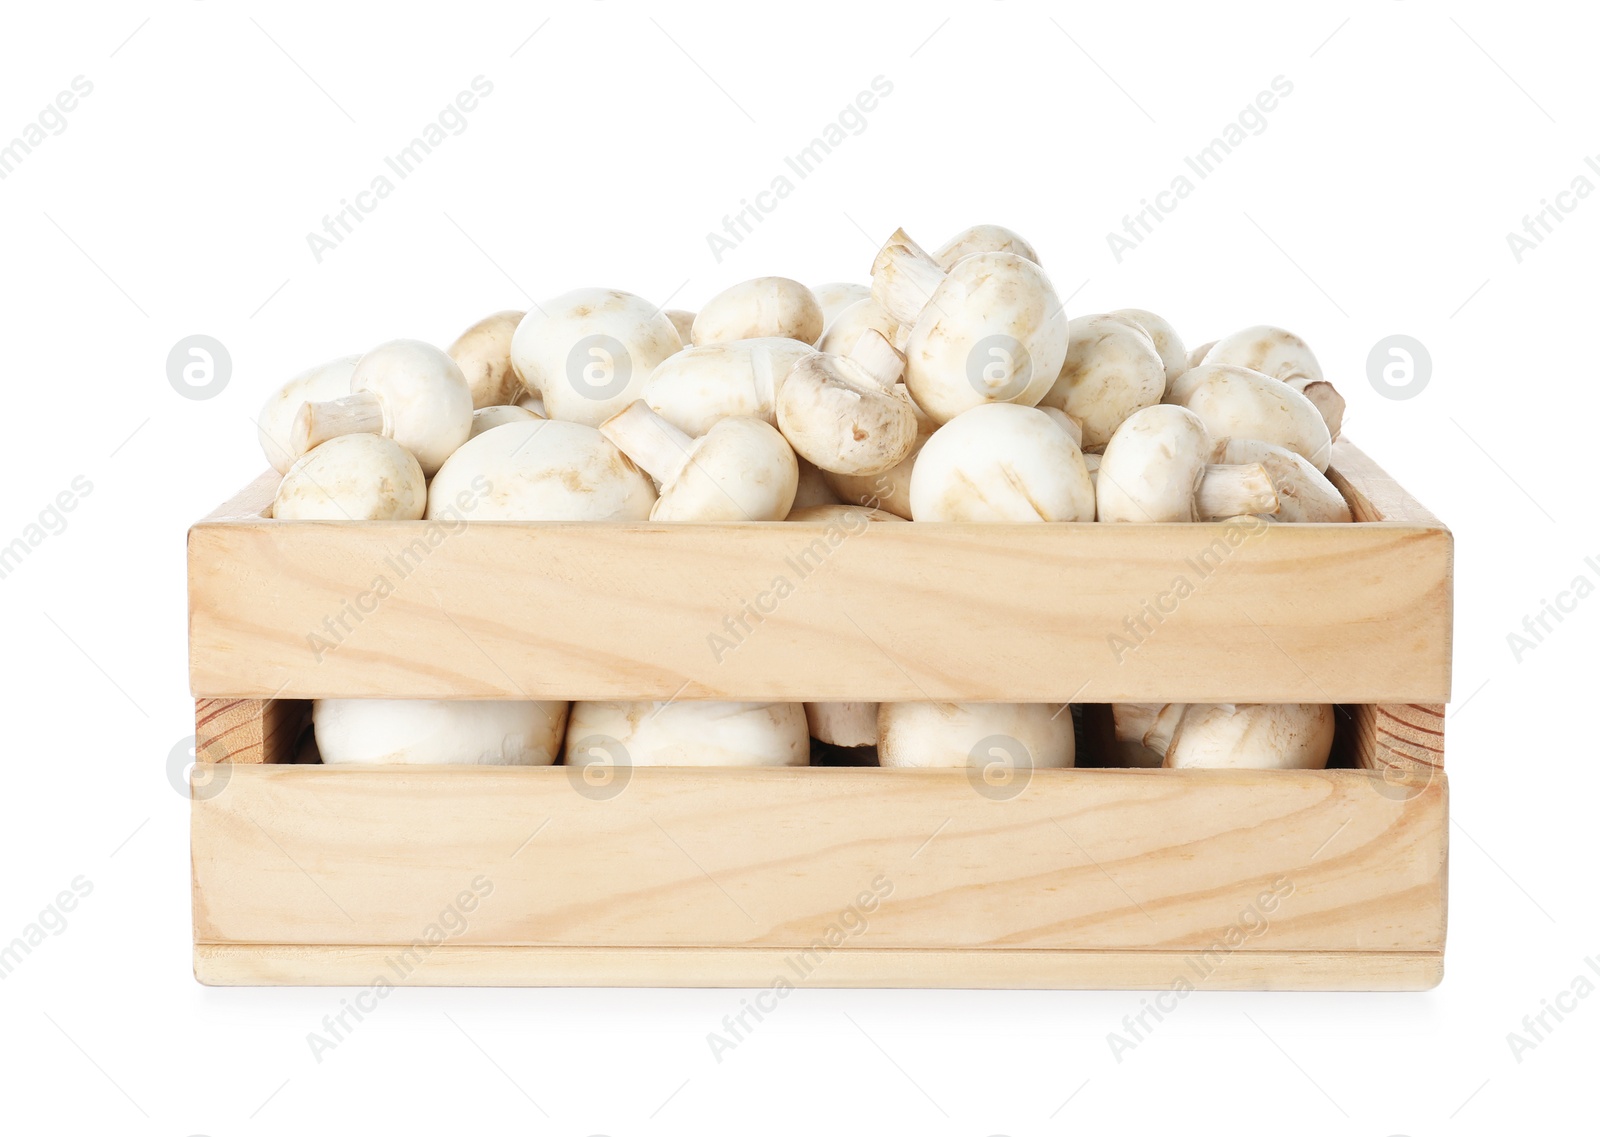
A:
[[192, 766, 1446, 954]]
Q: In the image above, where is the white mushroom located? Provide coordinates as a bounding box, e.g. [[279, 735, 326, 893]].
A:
[[1211, 437, 1351, 523], [784, 504, 905, 524], [871, 228, 1069, 423], [790, 458, 844, 511], [1108, 702, 1177, 768], [315, 699, 569, 765], [1040, 314, 1167, 451], [1186, 340, 1216, 370], [425, 419, 656, 521], [564, 701, 809, 766], [878, 702, 1074, 769], [273, 434, 426, 521], [642, 338, 817, 436], [932, 224, 1040, 269], [1165, 364, 1334, 471], [775, 329, 917, 476], [599, 401, 797, 522], [822, 386, 935, 519], [292, 339, 473, 476], [1127, 703, 1336, 770], [909, 402, 1095, 522], [469, 404, 541, 439], [447, 309, 525, 408], [1202, 325, 1344, 438], [811, 282, 871, 328], [1201, 324, 1322, 383], [663, 309, 697, 346], [510, 289, 682, 427], [256, 355, 359, 474], [1096, 405, 1278, 523], [1108, 308, 1187, 387], [692, 277, 823, 346], [516, 389, 545, 415], [805, 702, 878, 749], [817, 296, 898, 356]]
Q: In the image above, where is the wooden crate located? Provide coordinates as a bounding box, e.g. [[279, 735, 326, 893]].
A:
[[188, 440, 1451, 989]]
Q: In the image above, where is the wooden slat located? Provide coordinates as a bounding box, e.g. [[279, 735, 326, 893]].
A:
[[198, 470, 277, 522], [1324, 440, 1443, 526], [194, 698, 305, 765], [1352, 702, 1445, 776], [192, 765, 1446, 955], [188, 441, 1451, 703], [194, 943, 1443, 990]]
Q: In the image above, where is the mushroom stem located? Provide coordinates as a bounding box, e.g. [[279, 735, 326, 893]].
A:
[[847, 328, 906, 390], [1196, 462, 1279, 519], [871, 229, 948, 323], [1139, 702, 1185, 760], [598, 400, 693, 485], [292, 392, 385, 456]]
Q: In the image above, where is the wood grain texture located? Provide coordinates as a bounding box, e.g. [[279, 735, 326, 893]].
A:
[[194, 698, 305, 765], [192, 765, 1446, 955], [194, 943, 1443, 990], [1323, 441, 1443, 526], [1352, 702, 1445, 777], [188, 442, 1451, 703]]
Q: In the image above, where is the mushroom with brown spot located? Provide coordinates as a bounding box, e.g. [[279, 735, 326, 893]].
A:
[[775, 329, 917, 476], [425, 419, 656, 521], [1040, 314, 1167, 451], [909, 402, 1095, 522], [1095, 405, 1278, 523], [692, 277, 823, 346], [447, 309, 525, 408], [273, 433, 426, 521]]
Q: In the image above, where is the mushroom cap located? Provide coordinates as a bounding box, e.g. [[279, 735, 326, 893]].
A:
[[273, 433, 426, 521], [469, 403, 541, 438], [878, 702, 1074, 769], [257, 355, 360, 474], [1095, 404, 1212, 523], [510, 288, 683, 427], [784, 504, 906, 524], [349, 339, 474, 475], [776, 353, 917, 477], [663, 308, 697, 345], [902, 252, 1070, 424], [642, 338, 818, 437], [1041, 314, 1167, 451], [692, 277, 824, 346], [1166, 363, 1333, 471], [1212, 437, 1352, 523], [1163, 703, 1335, 770], [565, 700, 809, 766], [425, 419, 656, 521], [932, 224, 1041, 270], [1186, 339, 1216, 370], [909, 402, 1095, 522], [822, 385, 935, 518], [447, 309, 525, 408], [811, 281, 871, 327], [1108, 308, 1187, 386], [315, 698, 569, 765], [1202, 325, 1323, 383], [817, 296, 899, 356], [654, 416, 799, 522]]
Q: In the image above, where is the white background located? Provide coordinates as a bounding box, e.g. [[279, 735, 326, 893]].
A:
[[1, 1, 1594, 1133]]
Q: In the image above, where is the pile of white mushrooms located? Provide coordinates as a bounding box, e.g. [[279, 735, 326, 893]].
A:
[[260, 223, 1346, 774]]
